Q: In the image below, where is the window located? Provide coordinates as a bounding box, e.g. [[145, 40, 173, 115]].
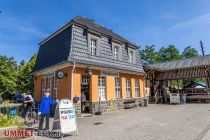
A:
[[54, 78, 58, 100], [41, 79, 46, 96], [90, 38, 97, 55], [129, 51, 134, 63], [81, 75, 89, 85], [115, 78, 121, 99], [135, 80, 140, 97], [47, 78, 51, 94], [98, 76, 106, 101], [114, 46, 119, 60], [126, 79, 131, 98]]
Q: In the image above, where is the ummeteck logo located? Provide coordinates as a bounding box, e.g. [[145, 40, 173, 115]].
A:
[[4, 130, 33, 137]]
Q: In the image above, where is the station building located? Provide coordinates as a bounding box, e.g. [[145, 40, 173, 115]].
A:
[[31, 16, 148, 115]]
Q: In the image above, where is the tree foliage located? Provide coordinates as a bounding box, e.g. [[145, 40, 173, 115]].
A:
[[0, 54, 37, 100], [0, 56, 18, 100], [16, 54, 37, 94], [158, 45, 181, 62], [140, 45, 160, 64], [181, 46, 198, 58]]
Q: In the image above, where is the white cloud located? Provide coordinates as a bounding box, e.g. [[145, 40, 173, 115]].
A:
[[0, 13, 47, 41], [167, 13, 210, 32]]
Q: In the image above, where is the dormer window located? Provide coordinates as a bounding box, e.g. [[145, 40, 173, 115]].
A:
[[90, 38, 97, 55], [129, 51, 134, 63], [114, 46, 119, 60]]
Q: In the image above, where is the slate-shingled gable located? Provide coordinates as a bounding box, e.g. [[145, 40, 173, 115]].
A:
[[32, 16, 144, 74]]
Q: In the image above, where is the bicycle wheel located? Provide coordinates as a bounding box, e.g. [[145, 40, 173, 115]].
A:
[[25, 112, 35, 126]]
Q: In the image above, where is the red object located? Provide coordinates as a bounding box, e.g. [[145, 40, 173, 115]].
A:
[[154, 84, 157, 93]]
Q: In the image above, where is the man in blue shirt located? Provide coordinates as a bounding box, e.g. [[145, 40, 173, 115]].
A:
[[38, 90, 58, 130]]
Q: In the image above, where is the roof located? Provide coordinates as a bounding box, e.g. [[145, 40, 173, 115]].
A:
[[148, 55, 210, 71], [39, 16, 138, 48], [32, 16, 144, 74]]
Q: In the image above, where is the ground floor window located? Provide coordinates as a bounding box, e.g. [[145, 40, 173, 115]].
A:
[[47, 78, 52, 94], [115, 78, 121, 99], [135, 79, 140, 97], [126, 79, 131, 98], [54, 78, 58, 100], [98, 76, 106, 101]]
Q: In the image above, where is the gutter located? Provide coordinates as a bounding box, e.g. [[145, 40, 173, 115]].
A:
[[70, 62, 76, 100]]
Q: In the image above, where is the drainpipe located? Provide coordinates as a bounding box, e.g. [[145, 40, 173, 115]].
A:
[[70, 62, 76, 101]]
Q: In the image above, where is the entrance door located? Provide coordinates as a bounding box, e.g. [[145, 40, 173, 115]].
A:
[[81, 75, 90, 113]]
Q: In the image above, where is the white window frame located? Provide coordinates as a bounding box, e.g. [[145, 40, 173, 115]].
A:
[[115, 78, 121, 99], [81, 75, 89, 85], [135, 79, 140, 97], [114, 46, 119, 60], [41, 79, 46, 96], [90, 38, 97, 55], [54, 78, 58, 100], [98, 76, 106, 101], [126, 79, 131, 98], [129, 51, 134, 63]]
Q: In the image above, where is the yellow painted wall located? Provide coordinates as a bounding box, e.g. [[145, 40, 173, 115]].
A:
[[73, 73, 81, 102], [106, 76, 115, 100], [140, 78, 144, 97], [57, 67, 72, 100], [90, 74, 98, 102], [34, 75, 42, 101], [131, 78, 135, 98], [34, 65, 146, 102]]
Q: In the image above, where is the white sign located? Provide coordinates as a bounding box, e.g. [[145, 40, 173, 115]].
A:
[[59, 99, 77, 134]]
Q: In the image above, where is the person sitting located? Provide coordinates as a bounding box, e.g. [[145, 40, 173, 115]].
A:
[[21, 93, 35, 117], [38, 90, 57, 131]]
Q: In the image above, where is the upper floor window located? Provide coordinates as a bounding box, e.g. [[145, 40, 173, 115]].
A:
[[129, 51, 134, 63], [90, 38, 97, 55], [114, 46, 119, 60]]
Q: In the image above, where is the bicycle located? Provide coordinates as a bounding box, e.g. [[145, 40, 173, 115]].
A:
[[25, 106, 39, 127]]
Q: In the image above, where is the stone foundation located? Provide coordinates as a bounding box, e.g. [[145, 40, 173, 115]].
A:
[[88, 98, 145, 114], [74, 103, 81, 116]]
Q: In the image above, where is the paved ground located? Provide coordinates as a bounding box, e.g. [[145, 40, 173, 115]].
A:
[[34, 104, 210, 140]]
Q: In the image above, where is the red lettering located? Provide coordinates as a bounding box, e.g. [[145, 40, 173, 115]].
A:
[[4, 130, 9, 136], [17, 130, 24, 137], [10, 130, 17, 137]]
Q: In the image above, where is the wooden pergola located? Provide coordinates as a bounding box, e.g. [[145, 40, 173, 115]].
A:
[[144, 55, 210, 101]]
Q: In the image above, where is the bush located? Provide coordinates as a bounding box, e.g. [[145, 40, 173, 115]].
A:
[[0, 109, 23, 128]]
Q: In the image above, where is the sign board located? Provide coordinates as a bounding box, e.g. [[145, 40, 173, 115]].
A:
[[52, 99, 78, 135], [43, 72, 55, 78], [101, 70, 119, 77]]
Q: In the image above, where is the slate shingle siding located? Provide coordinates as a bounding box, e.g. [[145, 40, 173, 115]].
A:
[[69, 25, 144, 73], [33, 26, 72, 72], [33, 16, 145, 74]]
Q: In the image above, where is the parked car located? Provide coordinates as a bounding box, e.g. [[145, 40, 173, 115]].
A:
[[14, 93, 24, 103]]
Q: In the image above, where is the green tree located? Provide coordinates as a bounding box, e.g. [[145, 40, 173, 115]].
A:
[[181, 46, 198, 58], [0, 56, 18, 100], [140, 45, 160, 64], [158, 45, 180, 62], [16, 54, 37, 94]]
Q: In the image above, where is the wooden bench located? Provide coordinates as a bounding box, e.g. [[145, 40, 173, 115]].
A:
[[124, 99, 137, 109]]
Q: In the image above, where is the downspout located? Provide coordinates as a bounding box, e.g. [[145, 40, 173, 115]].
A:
[[70, 62, 76, 100]]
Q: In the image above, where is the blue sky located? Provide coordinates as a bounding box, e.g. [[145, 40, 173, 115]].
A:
[[1, 0, 210, 63]]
